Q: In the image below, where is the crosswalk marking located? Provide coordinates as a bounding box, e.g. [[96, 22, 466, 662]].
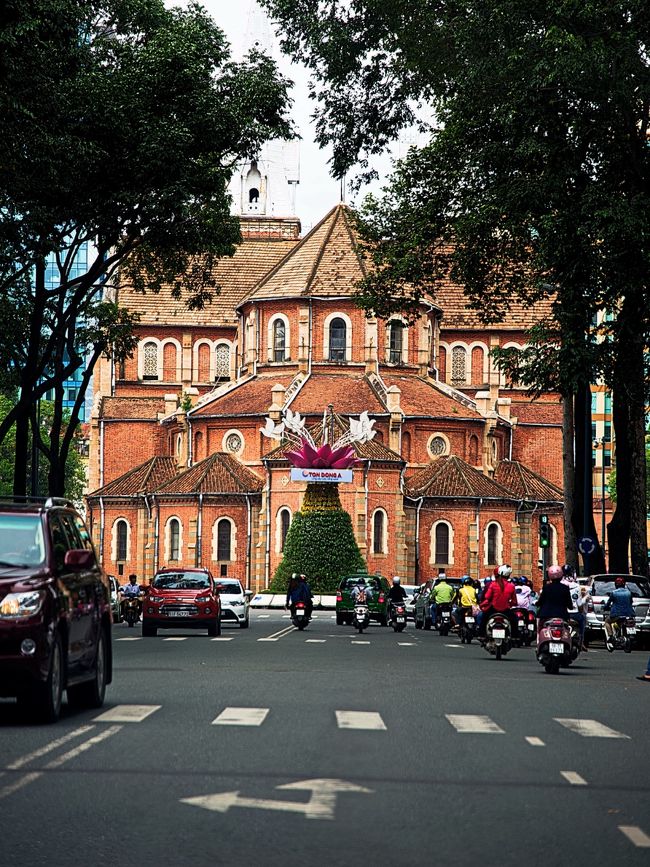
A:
[[306, 639, 326, 643], [561, 771, 587, 786], [94, 705, 161, 723], [619, 826, 650, 848], [525, 737, 545, 747], [336, 711, 386, 731], [554, 718, 630, 739], [212, 707, 269, 727], [163, 637, 187, 642], [444, 644, 463, 648], [211, 637, 233, 641], [351, 640, 370, 645], [398, 642, 415, 646], [115, 637, 142, 641], [446, 715, 504, 734]]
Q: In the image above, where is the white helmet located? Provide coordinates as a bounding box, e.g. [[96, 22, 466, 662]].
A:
[[392, 576, 401, 584], [497, 564, 512, 579]]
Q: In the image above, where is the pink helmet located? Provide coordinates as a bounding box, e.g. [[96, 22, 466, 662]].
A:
[[547, 565, 563, 581]]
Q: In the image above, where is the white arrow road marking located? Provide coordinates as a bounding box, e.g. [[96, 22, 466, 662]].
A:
[[554, 718, 630, 738], [446, 715, 504, 734], [181, 778, 372, 821]]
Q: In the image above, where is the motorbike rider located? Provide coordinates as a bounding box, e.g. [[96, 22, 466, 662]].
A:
[[562, 571, 588, 650], [388, 576, 407, 603], [515, 576, 533, 610], [351, 576, 373, 604], [456, 576, 478, 627], [536, 565, 572, 628], [477, 565, 517, 635], [119, 573, 142, 619], [603, 577, 635, 647], [429, 574, 456, 626], [285, 572, 313, 617]]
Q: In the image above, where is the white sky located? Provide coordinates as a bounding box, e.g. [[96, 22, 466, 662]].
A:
[[170, 0, 399, 232]]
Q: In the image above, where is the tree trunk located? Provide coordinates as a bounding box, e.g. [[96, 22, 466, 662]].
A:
[[573, 384, 605, 575], [608, 382, 631, 573], [12, 410, 30, 497], [561, 393, 578, 567]]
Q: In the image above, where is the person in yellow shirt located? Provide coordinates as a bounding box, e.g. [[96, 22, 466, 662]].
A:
[[455, 576, 478, 629]]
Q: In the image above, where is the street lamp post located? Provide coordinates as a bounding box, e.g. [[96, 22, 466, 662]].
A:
[[593, 436, 608, 561]]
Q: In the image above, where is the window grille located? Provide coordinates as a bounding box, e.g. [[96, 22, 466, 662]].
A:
[[429, 436, 447, 457], [450, 346, 467, 385], [214, 344, 230, 381], [143, 342, 158, 380], [225, 433, 243, 453]]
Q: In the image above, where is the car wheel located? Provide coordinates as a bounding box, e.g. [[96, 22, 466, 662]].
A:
[[208, 619, 221, 637], [142, 623, 157, 637], [20, 633, 64, 723], [68, 629, 107, 709], [239, 617, 249, 629], [336, 613, 344, 626], [424, 618, 432, 631]]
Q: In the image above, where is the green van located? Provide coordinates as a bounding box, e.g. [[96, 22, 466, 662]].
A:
[[335, 573, 391, 626]]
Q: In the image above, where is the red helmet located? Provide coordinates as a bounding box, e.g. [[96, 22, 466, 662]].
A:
[[547, 565, 563, 581], [614, 576, 626, 588]]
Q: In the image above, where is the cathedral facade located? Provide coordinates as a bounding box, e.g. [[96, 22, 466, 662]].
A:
[[86, 160, 566, 590]]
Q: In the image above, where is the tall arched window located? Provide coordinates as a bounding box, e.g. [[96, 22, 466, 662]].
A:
[[217, 518, 232, 561], [450, 346, 468, 386], [469, 434, 479, 465], [143, 341, 158, 380], [194, 431, 204, 462], [372, 509, 386, 554], [388, 321, 404, 364], [329, 317, 347, 362], [273, 319, 286, 362], [486, 522, 500, 564], [434, 522, 450, 564], [169, 518, 180, 561], [279, 509, 291, 552], [214, 343, 231, 382], [402, 431, 412, 462], [162, 342, 177, 381], [198, 343, 211, 381], [116, 520, 128, 561]]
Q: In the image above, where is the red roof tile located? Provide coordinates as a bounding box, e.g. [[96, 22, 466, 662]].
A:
[[190, 374, 296, 418], [87, 457, 177, 497], [405, 456, 513, 499], [381, 373, 481, 419], [290, 373, 387, 416], [100, 397, 165, 420], [494, 460, 563, 502], [156, 453, 263, 495]]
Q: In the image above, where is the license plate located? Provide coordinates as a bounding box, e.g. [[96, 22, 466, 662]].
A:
[[295, 609, 305, 616], [627, 627, 637, 634], [397, 617, 405, 622], [172, 610, 191, 617], [492, 628, 506, 639], [465, 617, 475, 624], [528, 624, 535, 631], [549, 642, 564, 654]]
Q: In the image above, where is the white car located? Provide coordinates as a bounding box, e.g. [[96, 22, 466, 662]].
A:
[[401, 584, 419, 620], [217, 578, 252, 628]]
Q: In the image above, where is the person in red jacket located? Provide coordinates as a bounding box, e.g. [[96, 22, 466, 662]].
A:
[[477, 564, 517, 636]]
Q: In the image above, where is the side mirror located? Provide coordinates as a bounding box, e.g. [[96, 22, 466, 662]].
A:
[[64, 549, 95, 570], [216, 584, 224, 593], [245, 589, 253, 598]]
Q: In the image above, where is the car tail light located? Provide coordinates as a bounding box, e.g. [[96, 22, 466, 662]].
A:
[[336, 592, 342, 602], [378, 593, 385, 603], [516, 611, 524, 619]]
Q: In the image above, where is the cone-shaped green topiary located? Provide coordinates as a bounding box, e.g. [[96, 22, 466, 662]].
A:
[[271, 484, 366, 593]]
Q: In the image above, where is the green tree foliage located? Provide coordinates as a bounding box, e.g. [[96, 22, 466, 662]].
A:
[[0, 0, 292, 495], [271, 487, 366, 593], [262, 0, 649, 575]]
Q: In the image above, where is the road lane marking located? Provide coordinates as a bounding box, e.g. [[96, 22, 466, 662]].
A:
[[306, 639, 326, 643], [398, 642, 415, 646], [446, 715, 504, 734], [163, 637, 187, 641], [257, 625, 297, 642], [0, 772, 43, 801], [561, 771, 587, 786], [619, 826, 650, 848], [116, 637, 142, 641], [257, 614, 270, 619], [351, 640, 370, 645], [335, 711, 386, 731], [94, 704, 161, 723], [525, 737, 545, 747], [6, 725, 95, 770], [554, 718, 630, 738], [212, 707, 269, 726], [445, 644, 463, 648], [211, 637, 233, 641]]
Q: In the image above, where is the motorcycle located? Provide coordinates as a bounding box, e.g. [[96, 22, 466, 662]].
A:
[[122, 595, 141, 628], [536, 618, 573, 674], [483, 612, 512, 660], [458, 607, 477, 644], [291, 601, 311, 630], [389, 601, 407, 633], [353, 602, 370, 633], [511, 607, 536, 646], [435, 603, 453, 637], [606, 616, 636, 653]]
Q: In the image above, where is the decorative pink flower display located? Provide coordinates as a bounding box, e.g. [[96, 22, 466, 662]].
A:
[[285, 438, 360, 470]]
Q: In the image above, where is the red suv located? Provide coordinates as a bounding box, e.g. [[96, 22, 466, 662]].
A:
[[0, 498, 112, 722], [143, 568, 221, 637]]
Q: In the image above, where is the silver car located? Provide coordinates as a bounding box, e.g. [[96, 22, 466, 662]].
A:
[[217, 578, 252, 628], [401, 584, 419, 620], [108, 575, 121, 623], [584, 574, 650, 645]]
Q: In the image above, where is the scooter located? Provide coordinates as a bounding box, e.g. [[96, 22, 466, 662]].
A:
[[122, 596, 141, 628], [483, 613, 512, 660], [511, 607, 536, 646], [353, 602, 370, 633], [389, 601, 407, 633], [291, 601, 311, 630], [605, 616, 636, 653], [435, 603, 453, 637], [536, 618, 573, 674], [458, 607, 477, 644]]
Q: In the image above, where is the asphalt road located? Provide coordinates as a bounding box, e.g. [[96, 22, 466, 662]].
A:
[[1, 610, 649, 867]]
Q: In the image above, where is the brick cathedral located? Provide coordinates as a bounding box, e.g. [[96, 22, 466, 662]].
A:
[[86, 148, 565, 590]]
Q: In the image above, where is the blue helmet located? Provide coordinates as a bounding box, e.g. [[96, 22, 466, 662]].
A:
[[462, 576, 472, 585]]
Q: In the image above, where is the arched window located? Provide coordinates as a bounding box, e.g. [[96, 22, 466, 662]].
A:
[[214, 343, 231, 382], [163, 342, 177, 381], [194, 431, 203, 462], [402, 431, 412, 462], [329, 317, 347, 362], [438, 346, 447, 382], [471, 345, 485, 386], [217, 518, 232, 561], [486, 522, 500, 565], [451, 346, 468, 386], [116, 520, 128, 561], [469, 434, 479, 465], [279, 508, 291, 552], [432, 521, 452, 565], [169, 518, 180, 561], [372, 509, 386, 554], [388, 321, 404, 364], [273, 319, 286, 362], [143, 341, 158, 380], [198, 343, 211, 381]]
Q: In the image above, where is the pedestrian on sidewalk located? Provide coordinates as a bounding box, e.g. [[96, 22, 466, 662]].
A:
[[636, 656, 650, 683]]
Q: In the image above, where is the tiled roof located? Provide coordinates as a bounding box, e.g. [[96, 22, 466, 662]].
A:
[[190, 374, 296, 417], [87, 457, 177, 497], [242, 204, 367, 302], [290, 373, 387, 415], [405, 456, 514, 499], [494, 460, 563, 502], [118, 238, 297, 326], [510, 400, 563, 425], [264, 408, 403, 463], [381, 373, 481, 419], [100, 397, 166, 420], [155, 453, 263, 495]]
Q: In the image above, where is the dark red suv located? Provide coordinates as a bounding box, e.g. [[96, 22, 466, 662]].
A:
[[0, 498, 112, 722], [142, 567, 221, 636]]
